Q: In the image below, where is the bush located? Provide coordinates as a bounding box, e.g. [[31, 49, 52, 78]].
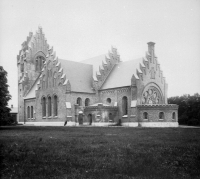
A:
[[187, 118, 199, 126]]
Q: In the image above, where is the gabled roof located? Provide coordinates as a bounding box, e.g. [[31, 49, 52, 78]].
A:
[[101, 58, 143, 89], [58, 59, 94, 93], [81, 54, 106, 79]]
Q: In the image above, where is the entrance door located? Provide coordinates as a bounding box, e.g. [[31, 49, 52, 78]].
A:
[[78, 114, 83, 125], [88, 114, 92, 125]]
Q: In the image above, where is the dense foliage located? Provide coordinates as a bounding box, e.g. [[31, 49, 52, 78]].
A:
[[168, 93, 200, 126], [0, 66, 12, 126]]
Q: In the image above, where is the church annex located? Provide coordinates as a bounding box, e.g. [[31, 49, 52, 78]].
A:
[[17, 27, 178, 127]]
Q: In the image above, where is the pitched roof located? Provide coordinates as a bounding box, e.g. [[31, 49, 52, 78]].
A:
[[58, 59, 94, 93], [81, 54, 106, 80], [24, 78, 39, 99], [101, 58, 143, 89]]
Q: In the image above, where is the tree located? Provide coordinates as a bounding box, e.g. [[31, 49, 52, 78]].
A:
[[0, 66, 12, 125], [168, 93, 200, 126]]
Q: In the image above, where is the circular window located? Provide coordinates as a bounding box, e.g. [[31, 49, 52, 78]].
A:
[[107, 98, 111, 103]]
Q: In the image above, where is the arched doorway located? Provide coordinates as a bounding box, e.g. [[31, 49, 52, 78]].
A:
[[78, 111, 83, 125], [109, 113, 113, 122], [88, 114, 92, 125]]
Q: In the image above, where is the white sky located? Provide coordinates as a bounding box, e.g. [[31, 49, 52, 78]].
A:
[[0, 0, 200, 107]]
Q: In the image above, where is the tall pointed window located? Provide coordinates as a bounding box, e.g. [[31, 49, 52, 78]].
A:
[[35, 56, 45, 72], [42, 97, 46, 117], [48, 96, 52, 117], [122, 96, 128, 116], [31, 106, 33, 118], [27, 106, 30, 119], [85, 98, 90, 106], [54, 95, 58, 116]]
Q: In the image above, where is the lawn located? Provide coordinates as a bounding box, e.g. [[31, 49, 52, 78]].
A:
[[0, 126, 200, 179]]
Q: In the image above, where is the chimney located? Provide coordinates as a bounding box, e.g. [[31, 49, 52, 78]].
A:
[[147, 42, 155, 56], [11, 105, 13, 108]]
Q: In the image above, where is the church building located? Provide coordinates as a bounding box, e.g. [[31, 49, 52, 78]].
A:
[[17, 27, 178, 127]]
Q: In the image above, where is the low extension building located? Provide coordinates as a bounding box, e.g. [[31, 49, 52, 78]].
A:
[[17, 27, 178, 127]]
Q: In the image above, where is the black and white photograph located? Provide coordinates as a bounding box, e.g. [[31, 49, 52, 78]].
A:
[[0, 0, 200, 178]]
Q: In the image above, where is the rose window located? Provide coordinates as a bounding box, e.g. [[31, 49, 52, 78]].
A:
[[142, 87, 161, 104]]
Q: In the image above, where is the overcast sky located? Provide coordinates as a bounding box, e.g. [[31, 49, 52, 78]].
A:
[[0, 0, 200, 107]]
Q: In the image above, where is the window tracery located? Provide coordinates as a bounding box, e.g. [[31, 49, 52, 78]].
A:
[[142, 86, 161, 104]]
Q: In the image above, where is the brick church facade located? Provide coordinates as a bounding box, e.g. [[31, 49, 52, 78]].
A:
[[17, 27, 178, 127]]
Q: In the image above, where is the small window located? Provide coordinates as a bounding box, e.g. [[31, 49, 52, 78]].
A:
[[85, 98, 90, 106], [172, 112, 176, 120], [107, 98, 111, 104], [77, 97, 82, 106], [159, 112, 164, 120], [143, 112, 148, 119]]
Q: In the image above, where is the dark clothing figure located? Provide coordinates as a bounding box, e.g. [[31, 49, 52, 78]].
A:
[[64, 120, 67, 126]]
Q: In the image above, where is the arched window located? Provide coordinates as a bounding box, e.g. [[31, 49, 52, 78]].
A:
[[27, 106, 30, 119], [31, 106, 33, 118], [159, 112, 164, 119], [85, 98, 90, 106], [77, 97, 82, 106], [143, 112, 148, 119], [122, 96, 128, 115], [42, 97, 46, 117], [35, 60, 38, 71], [172, 112, 176, 120], [54, 95, 58, 116], [48, 96, 52, 117], [35, 56, 45, 72], [107, 98, 111, 104]]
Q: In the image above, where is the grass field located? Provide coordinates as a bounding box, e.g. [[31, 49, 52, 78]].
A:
[[0, 126, 200, 179]]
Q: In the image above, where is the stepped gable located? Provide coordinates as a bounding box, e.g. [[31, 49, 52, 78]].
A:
[[101, 58, 143, 89], [81, 46, 120, 90], [101, 42, 166, 90], [17, 26, 49, 87], [35, 44, 94, 93]]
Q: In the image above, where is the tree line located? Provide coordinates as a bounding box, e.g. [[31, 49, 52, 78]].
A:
[[168, 94, 200, 126]]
